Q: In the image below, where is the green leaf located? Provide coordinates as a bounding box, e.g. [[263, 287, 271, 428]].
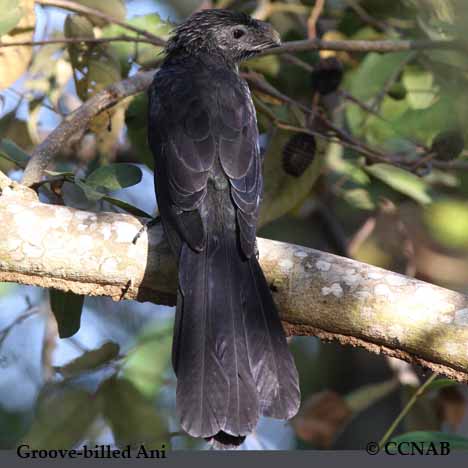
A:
[[125, 93, 154, 168], [65, 14, 121, 101], [392, 92, 458, 144], [346, 379, 399, 414], [402, 66, 436, 110], [74, 0, 127, 24], [98, 377, 167, 446], [86, 163, 142, 191], [365, 163, 432, 204], [0, 406, 29, 449], [123, 321, 172, 398], [102, 14, 171, 73], [49, 290, 84, 338], [391, 431, 468, 450], [44, 170, 76, 179], [102, 196, 152, 219], [342, 188, 376, 211], [22, 388, 97, 449], [0, 0, 21, 36], [424, 200, 468, 249], [75, 178, 105, 201], [58, 342, 120, 378], [0, 139, 29, 167], [347, 52, 413, 102], [76, 179, 150, 217], [424, 378, 458, 392]]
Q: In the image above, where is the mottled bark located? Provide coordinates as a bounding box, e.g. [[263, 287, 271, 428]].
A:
[[1, 172, 468, 382]]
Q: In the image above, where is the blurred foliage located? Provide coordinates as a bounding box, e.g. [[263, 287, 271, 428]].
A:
[[122, 320, 172, 398], [0, 0, 35, 89], [57, 341, 120, 378], [391, 431, 468, 450], [23, 387, 98, 449], [103, 14, 171, 73], [1, 0, 468, 452]]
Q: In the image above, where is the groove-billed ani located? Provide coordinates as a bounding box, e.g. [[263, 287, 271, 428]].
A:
[[148, 9, 300, 448]]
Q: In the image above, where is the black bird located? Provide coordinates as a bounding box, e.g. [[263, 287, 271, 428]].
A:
[[148, 9, 300, 448]]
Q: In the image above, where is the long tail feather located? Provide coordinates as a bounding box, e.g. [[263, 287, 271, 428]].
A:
[[173, 219, 299, 446], [242, 257, 300, 419], [174, 232, 260, 440], [174, 244, 229, 438]]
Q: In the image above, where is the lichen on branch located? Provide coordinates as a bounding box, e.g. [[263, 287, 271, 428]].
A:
[[1, 172, 468, 383]]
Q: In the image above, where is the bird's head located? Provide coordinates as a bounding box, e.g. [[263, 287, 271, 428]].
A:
[[165, 9, 281, 64]]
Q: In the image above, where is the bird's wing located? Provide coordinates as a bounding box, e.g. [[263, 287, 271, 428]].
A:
[[148, 68, 217, 252], [149, 68, 261, 258], [217, 79, 262, 258]]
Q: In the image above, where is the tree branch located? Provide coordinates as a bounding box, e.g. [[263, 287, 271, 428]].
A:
[[307, 0, 325, 38], [2, 174, 468, 383], [265, 38, 465, 55], [35, 0, 166, 46], [0, 36, 158, 48], [21, 69, 156, 187]]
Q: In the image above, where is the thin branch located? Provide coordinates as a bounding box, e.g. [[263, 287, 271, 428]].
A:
[[370, 52, 416, 113], [264, 38, 465, 56], [35, 0, 166, 46], [252, 0, 310, 20], [2, 180, 468, 384], [0, 306, 40, 349], [33, 0, 465, 55], [344, 0, 394, 34], [432, 160, 468, 170], [307, 0, 325, 38], [378, 374, 438, 449], [21, 69, 156, 187], [246, 72, 394, 164], [0, 35, 158, 48]]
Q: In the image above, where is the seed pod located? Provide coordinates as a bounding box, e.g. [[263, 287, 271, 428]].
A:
[[387, 82, 407, 101], [310, 57, 344, 96], [282, 133, 316, 177], [431, 130, 465, 161]]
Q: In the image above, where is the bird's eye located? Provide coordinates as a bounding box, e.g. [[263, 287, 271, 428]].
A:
[[233, 28, 245, 39]]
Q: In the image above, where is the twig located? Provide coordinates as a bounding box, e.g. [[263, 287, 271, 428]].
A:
[[253, 0, 310, 20], [339, 90, 385, 121], [279, 53, 314, 72], [35, 0, 166, 46], [0, 306, 40, 349], [0, 35, 158, 48], [263, 38, 465, 56], [432, 160, 468, 171], [378, 373, 438, 448], [246, 72, 394, 163], [348, 217, 377, 257], [21, 70, 156, 187], [307, 0, 325, 38], [371, 52, 416, 113], [344, 0, 394, 34]]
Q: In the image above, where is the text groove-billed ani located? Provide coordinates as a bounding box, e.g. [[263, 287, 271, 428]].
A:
[[148, 9, 300, 448]]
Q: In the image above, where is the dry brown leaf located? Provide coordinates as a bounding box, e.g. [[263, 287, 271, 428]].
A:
[[292, 390, 352, 448], [0, 0, 35, 89], [436, 386, 466, 431]]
